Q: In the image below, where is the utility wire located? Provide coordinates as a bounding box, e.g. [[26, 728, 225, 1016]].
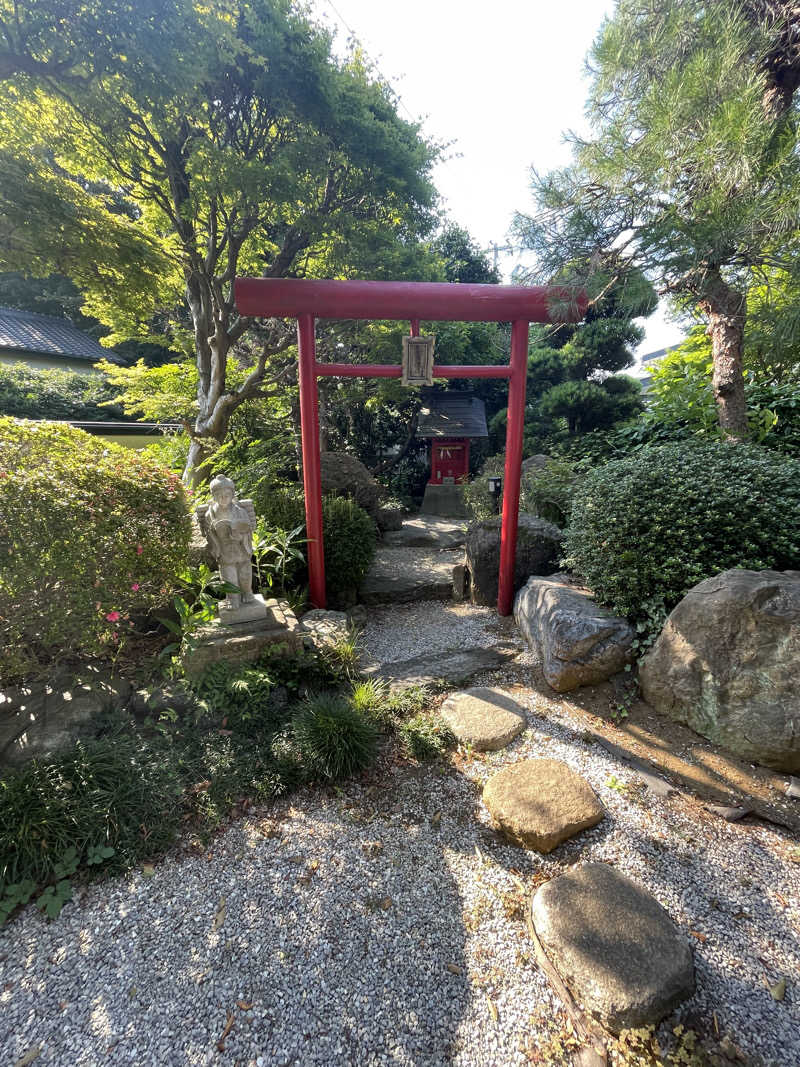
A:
[[317, 0, 418, 123]]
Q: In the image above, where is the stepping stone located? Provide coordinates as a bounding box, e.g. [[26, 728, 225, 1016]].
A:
[[483, 759, 604, 852], [383, 517, 466, 550], [440, 687, 526, 750], [362, 644, 519, 688], [531, 862, 695, 1033], [359, 547, 462, 604]]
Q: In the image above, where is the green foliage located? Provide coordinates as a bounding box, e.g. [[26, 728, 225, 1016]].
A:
[[646, 335, 800, 456], [0, 361, 130, 420], [565, 441, 800, 620], [398, 712, 455, 761], [0, 418, 191, 679], [0, 734, 184, 895], [189, 660, 277, 733], [249, 488, 376, 608], [290, 693, 378, 782], [253, 521, 307, 597], [515, 0, 800, 439], [465, 454, 584, 528]]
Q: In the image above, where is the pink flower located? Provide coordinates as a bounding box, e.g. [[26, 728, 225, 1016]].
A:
[[136, 545, 143, 556], [105, 611, 121, 622], [131, 583, 140, 592]]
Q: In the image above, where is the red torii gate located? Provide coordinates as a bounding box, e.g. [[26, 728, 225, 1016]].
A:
[[234, 278, 585, 616]]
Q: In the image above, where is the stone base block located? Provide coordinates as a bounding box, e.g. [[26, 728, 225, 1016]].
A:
[[420, 483, 469, 518], [218, 593, 270, 626], [182, 598, 302, 677]]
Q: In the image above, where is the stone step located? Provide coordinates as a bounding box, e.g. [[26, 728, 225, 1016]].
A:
[[362, 642, 519, 688], [359, 547, 462, 605], [382, 516, 467, 550]]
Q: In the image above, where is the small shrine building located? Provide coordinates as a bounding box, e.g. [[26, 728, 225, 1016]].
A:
[[417, 389, 488, 517]]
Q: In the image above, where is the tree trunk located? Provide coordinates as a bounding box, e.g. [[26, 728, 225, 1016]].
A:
[[699, 275, 749, 440]]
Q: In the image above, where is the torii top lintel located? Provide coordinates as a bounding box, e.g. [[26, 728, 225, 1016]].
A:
[[234, 277, 587, 323]]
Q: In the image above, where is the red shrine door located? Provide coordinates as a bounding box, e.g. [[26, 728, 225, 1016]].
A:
[[430, 439, 470, 485], [234, 278, 585, 615]]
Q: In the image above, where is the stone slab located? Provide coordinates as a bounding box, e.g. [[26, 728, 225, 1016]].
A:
[[532, 862, 695, 1033], [383, 517, 467, 550], [362, 644, 519, 688], [182, 598, 302, 677], [300, 609, 351, 648], [483, 759, 604, 852], [359, 547, 462, 605], [440, 687, 526, 750]]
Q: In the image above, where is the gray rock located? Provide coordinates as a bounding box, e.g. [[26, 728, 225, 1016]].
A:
[[514, 574, 634, 692], [639, 568, 800, 772], [376, 506, 404, 532], [483, 759, 604, 852], [521, 454, 550, 473], [532, 863, 695, 1033], [420, 482, 469, 519], [130, 683, 195, 720], [320, 452, 380, 518], [440, 688, 526, 750], [466, 514, 562, 607], [301, 609, 351, 648], [1, 669, 132, 769]]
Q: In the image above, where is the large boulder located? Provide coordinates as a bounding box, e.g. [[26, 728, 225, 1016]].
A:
[[532, 863, 695, 1033], [521, 454, 550, 474], [515, 574, 635, 692], [320, 452, 380, 518], [465, 514, 562, 606], [639, 568, 800, 772]]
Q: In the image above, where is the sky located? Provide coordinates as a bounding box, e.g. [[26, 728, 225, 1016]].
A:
[[311, 0, 686, 359]]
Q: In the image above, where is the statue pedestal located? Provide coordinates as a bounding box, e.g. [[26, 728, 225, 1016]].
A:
[[218, 593, 270, 626], [182, 598, 303, 678]]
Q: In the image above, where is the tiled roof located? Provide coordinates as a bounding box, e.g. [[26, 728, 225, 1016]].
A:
[[417, 390, 488, 438], [0, 306, 114, 362]]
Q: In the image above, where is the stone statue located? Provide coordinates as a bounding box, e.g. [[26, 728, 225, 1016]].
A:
[[196, 476, 267, 624]]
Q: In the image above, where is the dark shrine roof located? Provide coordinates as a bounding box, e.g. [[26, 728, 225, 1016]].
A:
[[417, 390, 488, 439], [0, 306, 115, 362]]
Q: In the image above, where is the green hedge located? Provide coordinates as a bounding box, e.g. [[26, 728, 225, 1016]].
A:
[[0, 362, 128, 421], [0, 418, 191, 679], [564, 441, 800, 618]]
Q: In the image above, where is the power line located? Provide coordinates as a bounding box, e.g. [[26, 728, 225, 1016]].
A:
[[317, 0, 418, 124]]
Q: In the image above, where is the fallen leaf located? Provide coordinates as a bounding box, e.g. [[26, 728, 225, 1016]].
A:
[[309, 859, 319, 871], [486, 995, 498, 1022], [770, 977, 786, 1002], [237, 1000, 253, 1011], [380, 897, 392, 910], [689, 930, 707, 943], [13, 1047, 41, 1067], [141, 865, 155, 878], [212, 898, 226, 932], [446, 963, 463, 976], [217, 1011, 235, 1051], [775, 893, 788, 908], [431, 811, 442, 827]]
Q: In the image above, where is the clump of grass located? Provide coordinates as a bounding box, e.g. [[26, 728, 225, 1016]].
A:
[[0, 734, 183, 888], [398, 711, 455, 760], [291, 693, 378, 781]]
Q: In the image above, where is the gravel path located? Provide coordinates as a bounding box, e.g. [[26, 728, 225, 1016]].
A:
[[2, 604, 799, 1066]]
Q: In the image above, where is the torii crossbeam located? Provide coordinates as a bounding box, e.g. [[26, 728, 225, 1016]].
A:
[[235, 278, 585, 615]]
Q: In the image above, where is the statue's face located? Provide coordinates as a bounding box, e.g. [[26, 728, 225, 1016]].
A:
[[215, 487, 234, 507]]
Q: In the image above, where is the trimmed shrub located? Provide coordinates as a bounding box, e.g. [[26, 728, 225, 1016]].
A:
[[565, 441, 800, 619], [290, 693, 378, 781], [250, 487, 376, 607], [0, 418, 191, 679], [0, 363, 128, 421]]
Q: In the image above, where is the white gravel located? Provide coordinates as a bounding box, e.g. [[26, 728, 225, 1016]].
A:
[[2, 604, 799, 1066], [360, 600, 521, 668]]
